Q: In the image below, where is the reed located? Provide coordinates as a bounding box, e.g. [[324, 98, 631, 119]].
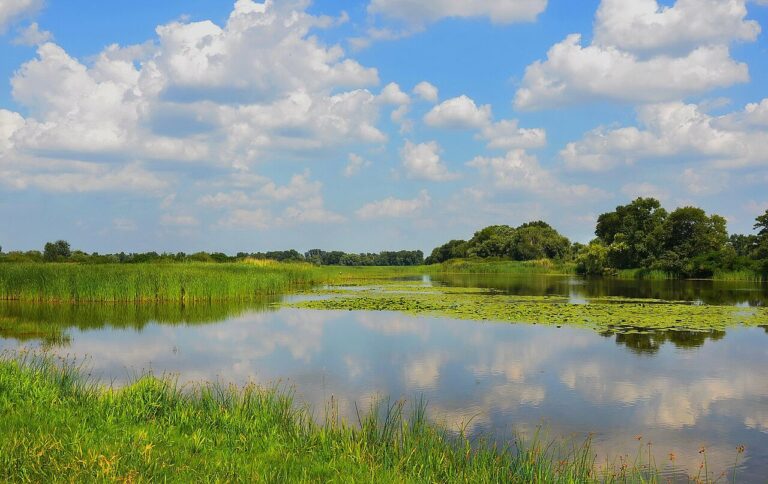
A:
[[0, 354, 737, 483], [0, 262, 319, 302]]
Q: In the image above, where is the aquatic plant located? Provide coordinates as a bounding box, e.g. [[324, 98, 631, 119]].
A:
[[288, 284, 768, 332]]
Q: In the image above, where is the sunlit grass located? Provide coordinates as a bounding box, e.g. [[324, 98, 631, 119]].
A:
[[0, 354, 742, 482], [0, 262, 319, 302]]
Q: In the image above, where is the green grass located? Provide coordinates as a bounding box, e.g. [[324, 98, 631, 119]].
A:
[[616, 268, 766, 282], [0, 354, 735, 483], [0, 262, 320, 302]]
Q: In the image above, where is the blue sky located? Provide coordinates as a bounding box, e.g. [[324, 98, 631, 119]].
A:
[[1, 0, 767, 254]]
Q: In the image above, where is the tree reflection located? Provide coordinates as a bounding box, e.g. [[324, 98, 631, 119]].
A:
[[600, 329, 727, 355]]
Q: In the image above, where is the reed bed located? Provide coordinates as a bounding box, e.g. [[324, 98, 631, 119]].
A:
[[0, 354, 735, 483], [0, 262, 319, 302]]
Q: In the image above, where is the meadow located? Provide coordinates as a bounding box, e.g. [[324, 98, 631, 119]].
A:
[[0, 354, 730, 483]]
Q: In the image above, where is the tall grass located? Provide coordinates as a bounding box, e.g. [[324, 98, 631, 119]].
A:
[[0, 262, 319, 302], [428, 258, 577, 276], [0, 354, 736, 482]]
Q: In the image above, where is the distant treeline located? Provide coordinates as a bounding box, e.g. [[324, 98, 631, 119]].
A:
[[426, 198, 768, 279], [0, 242, 424, 267]]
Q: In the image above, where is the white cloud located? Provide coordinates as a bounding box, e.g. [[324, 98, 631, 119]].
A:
[[594, 0, 760, 55], [413, 81, 438, 103], [479, 119, 547, 150], [680, 168, 729, 195], [468, 149, 605, 197], [12, 22, 52, 46], [368, 0, 547, 25], [356, 189, 431, 219], [377, 82, 410, 105], [1, 1, 388, 194], [621, 182, 669, 201], [160, 214, 199, 227], [220, 208, 271, 229], [343, 153, 371, 177], [200, 169, 344, 228], [0, 0, 42, 32], [0, 162, 168, 193], [515, 35, 749, 109], [401, 140, 459, 181], [424, 95, 492, 129], [561, 100, 768, 171]]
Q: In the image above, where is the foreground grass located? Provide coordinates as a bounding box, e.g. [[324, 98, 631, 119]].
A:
[[0, 354, 695, 483], [0, 262, 320, 302], [288, 284, 768, 332]]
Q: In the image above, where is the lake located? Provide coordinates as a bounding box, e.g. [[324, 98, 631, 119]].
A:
[[2, 275, 767, 481]]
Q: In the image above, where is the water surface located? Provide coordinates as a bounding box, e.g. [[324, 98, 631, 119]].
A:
[[1, 276, 767, 481]]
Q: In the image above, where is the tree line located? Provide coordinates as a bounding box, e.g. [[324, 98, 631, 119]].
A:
[[425, 198, 768, 278], [0, 242, 424, 267]]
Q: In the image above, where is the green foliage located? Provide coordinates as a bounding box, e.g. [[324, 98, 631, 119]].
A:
[[575, 243, 610, 276], [595, 197, 667, 268], [427, 222, 571, 264], [43, 240, 71, 262]]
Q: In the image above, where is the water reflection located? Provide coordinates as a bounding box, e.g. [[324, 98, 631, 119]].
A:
[[1, 299, 766, 480], [432, 274, 768, 306], [599, 329, 727, 355]]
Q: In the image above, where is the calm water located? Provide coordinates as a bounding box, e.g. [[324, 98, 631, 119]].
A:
[[1, 276, 767, 481]]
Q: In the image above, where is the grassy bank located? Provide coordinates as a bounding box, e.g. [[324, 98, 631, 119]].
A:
[[0, 354, 722, 483], [0, 262, 320, 302], [616, 268, 766, 282], [427, 259, 576, 275]]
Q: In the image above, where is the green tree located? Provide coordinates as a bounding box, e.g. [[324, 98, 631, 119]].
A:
[[659, 207, 728, 261], [43, 240, 71, 262], [466, 225, 515, 258], [509, 222, 570, 260], [575, 242, 609, 276], [595, 198, 667, 268]]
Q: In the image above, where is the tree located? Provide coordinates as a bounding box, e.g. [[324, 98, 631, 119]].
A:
[[43, 240, 71, 262], [575, 243, 609, 276], [755, 209, 768, 238], [659, 207, 728, 262], [595, 198, 667, 268]]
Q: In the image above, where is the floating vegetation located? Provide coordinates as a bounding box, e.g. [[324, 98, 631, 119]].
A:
[[287, 284, 768, 332]]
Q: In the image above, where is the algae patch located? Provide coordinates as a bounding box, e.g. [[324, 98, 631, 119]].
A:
[[286, 284, 768, 332]]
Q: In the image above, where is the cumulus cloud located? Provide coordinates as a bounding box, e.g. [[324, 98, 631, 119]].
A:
[[356, 189, 431, 219], [401, 140, 459, 181], [0, 0, 42, 32], [343, 153, 371, 177], [377, 82, 410, 105], [515, 36, 749, 109], [594, 0, 760, 55], [413, 81, 439, 103], [479, 119, 547, 150], [422, 94, 546, 150], [367, 0, 548, 25], [12, 22, 52, 46], [515, 0, 758, 109], [199, 170, 344, 229], [561, 100, 768, 170], [424, 95, 492, 129], [0, 0, 388, 195], [468, 149, 605, 197]]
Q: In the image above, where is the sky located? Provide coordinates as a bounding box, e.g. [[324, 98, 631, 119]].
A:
[[1, 0, 767, 254]]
